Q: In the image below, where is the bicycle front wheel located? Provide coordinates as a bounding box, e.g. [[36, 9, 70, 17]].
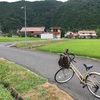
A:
[[86, 72, 100, 99], [54, 67, 74, 84]]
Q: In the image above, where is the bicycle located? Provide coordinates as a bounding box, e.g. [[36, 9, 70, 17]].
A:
[[54, 49, 100, 99]]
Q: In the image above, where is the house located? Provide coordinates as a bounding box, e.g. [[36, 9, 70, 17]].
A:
[[78, 30, 97, 38], [20, 27, 45, 37], [50, 26, 61, 38], [64, 31, 78, 38], [64, 31, 73, 37]]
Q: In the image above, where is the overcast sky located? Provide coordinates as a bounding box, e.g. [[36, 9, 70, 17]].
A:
[[0, 0, 68, 2]]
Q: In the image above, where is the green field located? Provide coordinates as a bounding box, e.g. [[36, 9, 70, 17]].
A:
[[0, 37, 42, 42], [37, 39, 100, 59]]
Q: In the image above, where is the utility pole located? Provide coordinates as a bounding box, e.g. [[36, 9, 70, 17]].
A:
[[24, 5, 27, 42], [21, 5, 27, 45]]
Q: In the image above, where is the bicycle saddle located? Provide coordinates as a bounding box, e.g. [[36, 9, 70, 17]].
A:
[[83, 64, 93, 70]]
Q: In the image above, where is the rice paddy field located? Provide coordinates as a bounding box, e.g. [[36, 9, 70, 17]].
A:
[[37, 39, 100, 59]]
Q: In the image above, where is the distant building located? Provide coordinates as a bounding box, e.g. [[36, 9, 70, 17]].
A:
[[50, 26, 61, 38], [78, 30, 97, 38], [64, 31, 73, 37], [64, 30, 97, 38], [20, 27, 45, 37], [64, 31, 78, 38]]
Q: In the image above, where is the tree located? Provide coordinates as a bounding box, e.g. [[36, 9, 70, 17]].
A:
[[61, 28, 66, 38], [0, 0, 100, 33], [96, 28, 100, 38]]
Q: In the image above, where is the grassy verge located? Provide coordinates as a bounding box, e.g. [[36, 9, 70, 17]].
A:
[[0, 84, 13, 100], [14, 39, 67, 49], [0, 58, 73, 100]]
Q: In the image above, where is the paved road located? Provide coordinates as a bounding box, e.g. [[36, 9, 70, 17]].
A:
[[0, 42, 100, 100]]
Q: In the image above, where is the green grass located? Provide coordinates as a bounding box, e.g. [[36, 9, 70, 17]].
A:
[[0, 84, 13, 100], [0, 58, 46, 99], [0, 59, 46, 92], [37, 39, 100, 59], [0, 36, 42, 42]]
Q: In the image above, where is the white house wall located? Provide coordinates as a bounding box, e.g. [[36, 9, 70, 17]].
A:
[[41, 34, 55, 39]]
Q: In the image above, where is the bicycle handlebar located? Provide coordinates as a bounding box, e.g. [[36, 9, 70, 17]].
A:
[[65, 49, 76, 62]]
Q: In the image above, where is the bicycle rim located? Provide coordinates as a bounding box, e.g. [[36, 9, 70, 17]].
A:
[[86, 73, 100, 99], [54, 67, 74, 84]]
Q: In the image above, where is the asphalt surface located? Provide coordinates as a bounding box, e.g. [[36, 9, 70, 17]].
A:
[[0, 42, 100, 100]]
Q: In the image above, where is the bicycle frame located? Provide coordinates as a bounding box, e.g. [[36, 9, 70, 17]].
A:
[[69, 61, 100, 92], [70, 63, 89, 85]]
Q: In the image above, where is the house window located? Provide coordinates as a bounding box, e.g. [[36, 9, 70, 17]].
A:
[[89, 33, 92, 35], [70, 33, 72, 35], [53, 29, 58, 32]]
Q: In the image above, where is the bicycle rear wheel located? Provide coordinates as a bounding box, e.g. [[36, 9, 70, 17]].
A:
[[54, 67, 74, 84], [86, 72, 100, 99]]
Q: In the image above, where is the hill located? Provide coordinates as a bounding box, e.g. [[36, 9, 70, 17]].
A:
[[0, 0, 100, 33]]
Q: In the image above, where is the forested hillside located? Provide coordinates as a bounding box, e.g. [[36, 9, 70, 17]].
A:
[[0, 0, 100, 33]]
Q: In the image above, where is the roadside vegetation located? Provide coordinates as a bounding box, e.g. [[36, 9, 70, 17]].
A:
[[0, 58, 73, 100], [15, 39, 66, 49]]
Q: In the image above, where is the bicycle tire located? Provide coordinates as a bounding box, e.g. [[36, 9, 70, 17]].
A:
[[86, 72, 100, 99], [54, 67, 74, 84]]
